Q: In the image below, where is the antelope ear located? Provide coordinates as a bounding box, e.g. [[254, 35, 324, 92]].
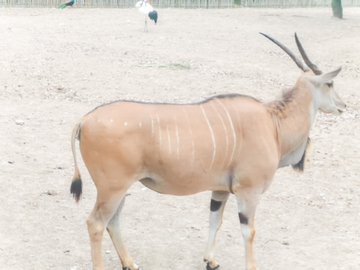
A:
[[311, 67, 342, 85]]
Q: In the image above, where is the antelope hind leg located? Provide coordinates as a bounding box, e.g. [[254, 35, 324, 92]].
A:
[[106, 196, 139, 270], [87, 186, 137, 270]]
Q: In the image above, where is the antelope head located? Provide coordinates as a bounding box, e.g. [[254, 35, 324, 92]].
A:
[[261, 33, 346, 116]]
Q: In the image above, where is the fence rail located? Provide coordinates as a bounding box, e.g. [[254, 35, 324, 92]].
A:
[[0, 0, 359, 8], [0, 0, 234, 8], [240, 0, 360, 7]]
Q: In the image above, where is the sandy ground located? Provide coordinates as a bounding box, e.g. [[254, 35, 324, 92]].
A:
[[0, 7, 359, 270]]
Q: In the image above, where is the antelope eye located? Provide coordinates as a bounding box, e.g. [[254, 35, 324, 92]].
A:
[[326, 82, 333, 88]]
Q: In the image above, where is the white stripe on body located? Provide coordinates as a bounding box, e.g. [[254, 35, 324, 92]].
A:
[[166, 123, 172, 154], [175, 116, 180, 159], [182, 108, 195, 162], [211, 103, 229, 170], [200, 105, 216, 172], [156, 114, 162, 146], [216, 99, 237, 167]]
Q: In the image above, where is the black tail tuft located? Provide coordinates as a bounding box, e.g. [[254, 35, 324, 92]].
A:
[[148, 10, 158, 24], [70, 178, 82, 203]]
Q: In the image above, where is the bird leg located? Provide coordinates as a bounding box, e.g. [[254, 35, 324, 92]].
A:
[[144, 17, 148, 32]]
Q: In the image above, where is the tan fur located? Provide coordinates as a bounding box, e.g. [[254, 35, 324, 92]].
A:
[[70, 35, 346, 270]]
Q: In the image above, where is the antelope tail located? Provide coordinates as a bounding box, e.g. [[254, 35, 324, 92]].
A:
[[70, 120, 83, 203]]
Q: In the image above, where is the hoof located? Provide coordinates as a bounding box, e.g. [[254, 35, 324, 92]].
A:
[[123, 267, 141, 270], [206, 263, 220, 270]]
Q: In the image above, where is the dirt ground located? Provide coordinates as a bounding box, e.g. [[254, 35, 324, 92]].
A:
[[0, 7, 359, 270]]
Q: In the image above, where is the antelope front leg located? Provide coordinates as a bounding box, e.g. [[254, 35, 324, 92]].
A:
[[235, 191, 260, 270], [204, 191, 230, 270]]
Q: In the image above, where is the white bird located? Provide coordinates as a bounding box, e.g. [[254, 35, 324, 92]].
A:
[[135, 0, 158, 32]]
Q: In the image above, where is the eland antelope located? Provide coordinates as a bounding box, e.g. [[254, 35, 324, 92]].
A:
[[70, 33, 346, 270]]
